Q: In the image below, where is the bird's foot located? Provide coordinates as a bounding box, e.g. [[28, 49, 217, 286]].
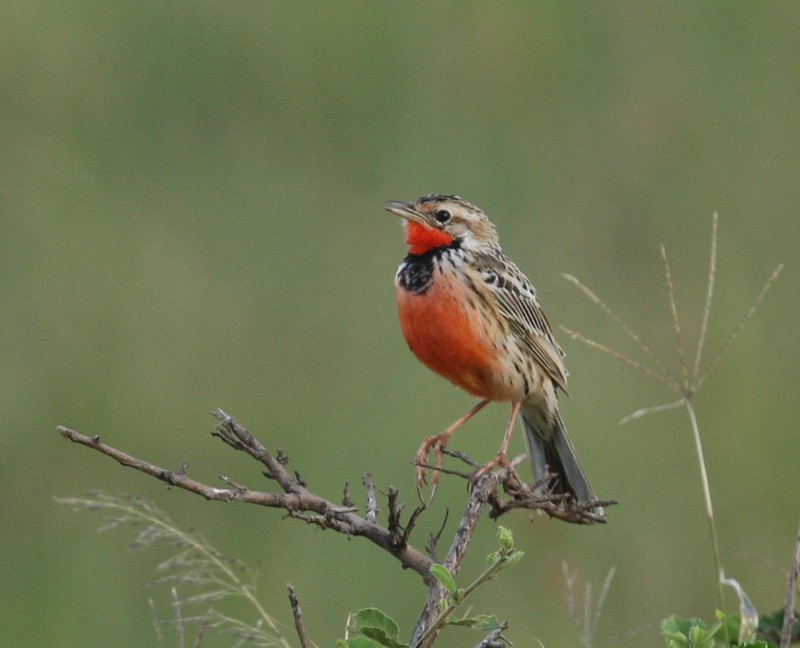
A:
[[413, 433, 449, 488], [471, 451, 522, 483]]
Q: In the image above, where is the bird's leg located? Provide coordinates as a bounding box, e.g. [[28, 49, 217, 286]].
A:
[[415, 399, 490, 486], [472, 401, 523, 481]]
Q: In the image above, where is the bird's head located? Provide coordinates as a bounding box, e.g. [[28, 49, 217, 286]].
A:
[[384, 194, 499, 256]]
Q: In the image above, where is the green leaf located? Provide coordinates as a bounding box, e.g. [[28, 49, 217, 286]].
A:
[[348, 608, 407, 648], [497, 526, 514, 551], [350, 608, 400, 636], [498, 549, 525, 570], [338, 638, 386, 648], [430, 564, 458, 597], [661, 615, 719, 648], [358, 631, 406, 648]]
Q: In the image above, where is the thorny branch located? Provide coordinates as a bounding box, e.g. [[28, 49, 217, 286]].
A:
[[58, 408, 613, 645]]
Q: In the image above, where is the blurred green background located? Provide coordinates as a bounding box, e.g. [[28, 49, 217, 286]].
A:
[[2, 2, 799, 646]]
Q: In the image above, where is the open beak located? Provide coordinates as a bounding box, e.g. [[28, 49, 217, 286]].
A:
[[384, 200, 426, 225]]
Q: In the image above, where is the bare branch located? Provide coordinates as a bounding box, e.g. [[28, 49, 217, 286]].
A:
[[59, 409, 613, 647], [57, 422, 437, 585]]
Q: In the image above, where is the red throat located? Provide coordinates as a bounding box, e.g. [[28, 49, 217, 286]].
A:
[[405, 221, 455, 255]]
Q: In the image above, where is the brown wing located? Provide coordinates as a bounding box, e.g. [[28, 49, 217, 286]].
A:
[[476, 252, 569, 391]]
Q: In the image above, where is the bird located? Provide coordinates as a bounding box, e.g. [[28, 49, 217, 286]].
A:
[[384, 194, 603, 519]]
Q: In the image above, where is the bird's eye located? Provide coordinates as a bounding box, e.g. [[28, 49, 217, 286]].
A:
[[434, 210, 451, 224]]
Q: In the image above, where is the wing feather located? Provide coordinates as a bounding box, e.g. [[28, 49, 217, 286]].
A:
[[475, 252, 568, 391]]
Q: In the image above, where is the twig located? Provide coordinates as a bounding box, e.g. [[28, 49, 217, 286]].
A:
[[487, 476, 614, 524], [780, 518, 800, 648], [342, 482, 353, 508], [287, 584, 313, 648], [425, 508, 449, 562], [362, 473, 379, 522], [386, 487, 404, 540], [473, 621, 508, 647]]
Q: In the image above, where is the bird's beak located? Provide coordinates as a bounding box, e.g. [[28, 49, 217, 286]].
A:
[[384, 200, 426, 225]]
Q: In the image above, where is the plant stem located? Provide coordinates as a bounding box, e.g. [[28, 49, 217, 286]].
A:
[[414, 551, 515, 647], [684, 400, 728, 640]]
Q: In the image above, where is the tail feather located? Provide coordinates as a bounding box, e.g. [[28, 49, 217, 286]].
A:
[[521, 405, 604, 520]]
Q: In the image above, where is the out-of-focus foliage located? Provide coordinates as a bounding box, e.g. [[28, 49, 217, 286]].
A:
[[2, 2, 798, 646]]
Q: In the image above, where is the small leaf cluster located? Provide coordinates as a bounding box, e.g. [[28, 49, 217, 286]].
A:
[[339, 527, 520, 647], [662, 610, 800, 648]]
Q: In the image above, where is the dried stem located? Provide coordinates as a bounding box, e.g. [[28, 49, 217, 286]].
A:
[[564, 214, 782, 635], [562, 273, 681, 391], [562, 562, 616, 647], [684, 399, 727, 619], [696, 262, 784, 391], [661, 244, 689, 389], [560, 327, 673, 388], [619, 399, 684, 425], [780, 518, 800, 648], [692, 212, 718, 382]]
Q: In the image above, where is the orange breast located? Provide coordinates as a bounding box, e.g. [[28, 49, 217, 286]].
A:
[[396, 269, 509, 400]]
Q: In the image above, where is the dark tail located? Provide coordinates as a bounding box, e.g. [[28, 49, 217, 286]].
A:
[[521, 404, 605, 521]]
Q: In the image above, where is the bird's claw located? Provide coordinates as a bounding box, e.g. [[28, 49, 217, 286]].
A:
[[414, 433, 448, 488], [470, 451, 521, 483]]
